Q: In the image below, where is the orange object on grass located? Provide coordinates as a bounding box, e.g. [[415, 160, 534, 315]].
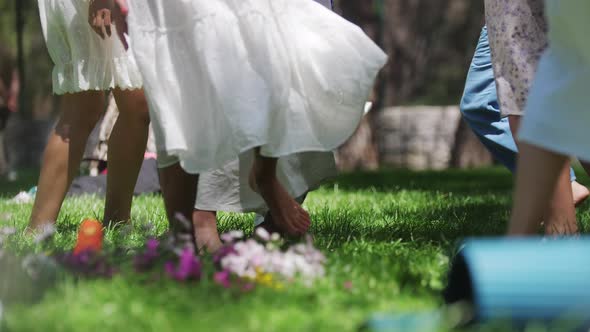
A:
[[73, 219, 103, 255]]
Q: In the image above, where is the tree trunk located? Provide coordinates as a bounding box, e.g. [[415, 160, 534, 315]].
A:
[[15, 0, 26, 118], [334, 0, 383, 171], [379, 0, 484, 106], [449, 118, 494, 168]]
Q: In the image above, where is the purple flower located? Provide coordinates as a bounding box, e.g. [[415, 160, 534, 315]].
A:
[[213, 245, 237, 266], [214, 270, 231, 288], [133, 238, 161, 272], [164, 247, 201, 282], [146, 238, 159, 252], [164, 262, 177, 279], [54, 250, 116, 279]]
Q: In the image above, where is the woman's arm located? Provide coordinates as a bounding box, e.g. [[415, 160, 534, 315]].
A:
[[113, 0, 129, 49]]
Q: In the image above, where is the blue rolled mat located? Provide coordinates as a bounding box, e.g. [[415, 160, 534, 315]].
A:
[[361, 311, 444, 332], [445, 237, 590, 325]]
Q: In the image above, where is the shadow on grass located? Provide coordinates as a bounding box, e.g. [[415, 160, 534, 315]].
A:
[[330, 167, 514, 194], [312, 200, 509, 250]]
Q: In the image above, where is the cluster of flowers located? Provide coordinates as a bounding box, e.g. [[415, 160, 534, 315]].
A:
[[213, 228, 326, 290], [132, 226, 326, 290], [0, 219, 326, 291], [133, 234, 202, 282]]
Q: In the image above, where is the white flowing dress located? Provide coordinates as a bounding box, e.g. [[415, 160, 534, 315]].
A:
[[127, 0, 387, 174], [519, 0, 590, 162], [153, 0, 340, 213]]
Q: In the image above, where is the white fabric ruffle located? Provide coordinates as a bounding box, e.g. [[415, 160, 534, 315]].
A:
[[39, 0, 142, 94]]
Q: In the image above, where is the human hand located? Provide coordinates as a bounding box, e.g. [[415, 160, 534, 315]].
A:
[[88, 0, 115, 39]]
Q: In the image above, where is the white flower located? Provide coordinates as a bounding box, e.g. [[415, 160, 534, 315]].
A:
[[21, 254, 46, 279], [173, 213, 192, 232], [0, 226, 16, 237], [220, 232, 326, 286], [220, 230, 245, 243], [10, 191, 34, 204], [255, 227, 270, 242], [221, 254, 250, 277], [33, 224, 56, 244]]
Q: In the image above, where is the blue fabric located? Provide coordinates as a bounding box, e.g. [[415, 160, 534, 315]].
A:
[[452, 238, 590, 324], [460, 27, 576, 181]]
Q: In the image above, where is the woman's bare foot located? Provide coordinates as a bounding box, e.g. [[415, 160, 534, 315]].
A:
[[255, 212, 282, 236], [572, 181, 590, 207], [545, 221, 579, 236], [192, 210, 222, 254], [508, 143, 576, 236], [249, 155, 311, 237], [255, 194, 309, 236]]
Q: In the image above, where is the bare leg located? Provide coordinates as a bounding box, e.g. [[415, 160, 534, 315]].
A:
[[103, 88, 150, 226], [192, 210, 222, 253], [509, 143, 575, 235], [28, 91, 105, 231], [158, 162, 198, 231], [508, 115, 578, 233], [544, 161, 577, 235], [158, 163, 221, 251], [249, 150, 311, 236]]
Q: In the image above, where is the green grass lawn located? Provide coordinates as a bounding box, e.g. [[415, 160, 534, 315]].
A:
[[1, 167, 589, 331]]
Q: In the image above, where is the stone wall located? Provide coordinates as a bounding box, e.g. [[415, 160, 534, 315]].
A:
[[375, 106, 493, 170], [2, 105, 495, 175]]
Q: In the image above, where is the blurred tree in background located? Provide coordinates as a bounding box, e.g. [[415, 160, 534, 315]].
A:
[[1, 0, 485, 111], [337, 0, 484, 106], [1, 0, 55, 170], [334, 0, 485, 170], [1, 0, 54, 120]]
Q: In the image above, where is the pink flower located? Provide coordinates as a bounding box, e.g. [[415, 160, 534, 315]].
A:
[[343, 281, 353, 290], [241, 282, 255, 292], [214, 270, 232, 288]]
